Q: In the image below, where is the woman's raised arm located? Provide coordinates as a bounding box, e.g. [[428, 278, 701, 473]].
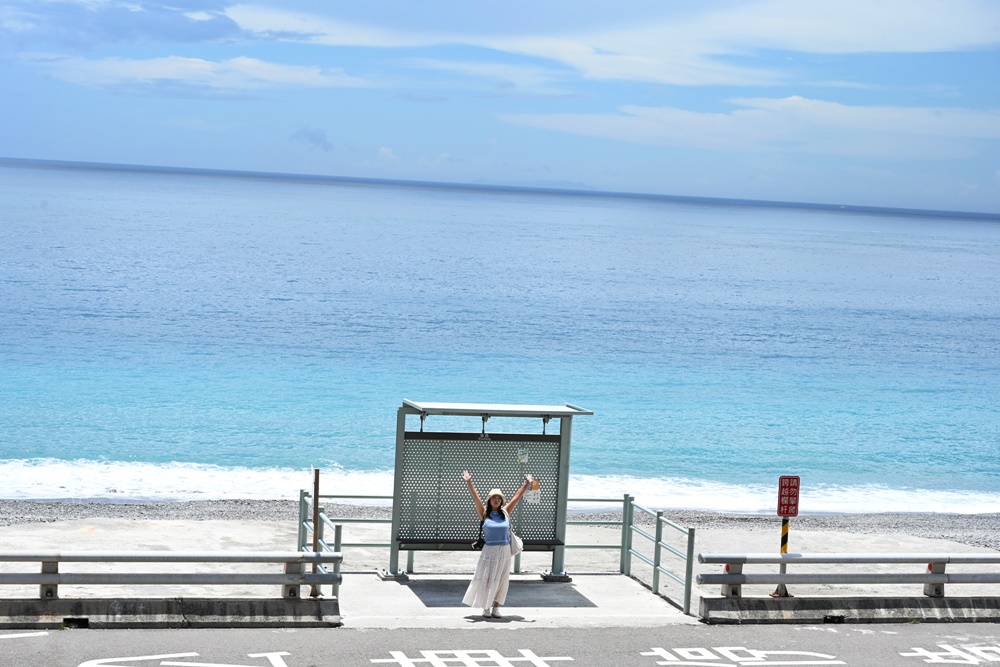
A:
[[463, 470, 486, 520], [503, 473, 533, 514]]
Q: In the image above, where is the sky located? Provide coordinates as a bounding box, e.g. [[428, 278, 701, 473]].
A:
[[1, 0, 999, 213]]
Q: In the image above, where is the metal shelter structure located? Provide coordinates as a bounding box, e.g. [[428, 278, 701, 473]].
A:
[[387, 400, 593, 579]]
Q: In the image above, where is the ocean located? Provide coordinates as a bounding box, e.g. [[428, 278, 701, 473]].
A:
[[2, 160, 999, 513]]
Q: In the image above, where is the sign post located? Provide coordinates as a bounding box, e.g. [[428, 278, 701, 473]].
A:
[[771, 475, 800, 598]]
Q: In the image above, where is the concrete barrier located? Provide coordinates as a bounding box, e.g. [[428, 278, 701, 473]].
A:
[[0, 597, 341, 629]]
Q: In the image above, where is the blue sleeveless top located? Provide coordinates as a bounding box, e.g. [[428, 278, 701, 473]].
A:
[[482, 510, 510, 546]]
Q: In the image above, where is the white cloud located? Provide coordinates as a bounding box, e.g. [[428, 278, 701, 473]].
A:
[[25, 52, 370, 90], [378, 147, 399, 161], [407, 58, 572, 95], [0, 1, 243, 49], [485, 35, 781, 86], [486, 0, 1000, 85], [162, 115, 226, 131], [731, 97, 1000, 139], [290, 125, 333, 152], [696, 0, 1000, 54], [227, 4, 428, 47], [226, 0, 1000, 87], [184, 11, 215, 22], [504, 96, 1000, 159]]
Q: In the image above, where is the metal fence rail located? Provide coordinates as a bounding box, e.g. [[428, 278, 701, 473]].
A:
[[298, 492, 394, 550], [298, 490, 698, 615], [623, 497, 696, 615], [0, 551, 343, 600], [300, 492, 634, 575], [517, 495, 630, 575], [698, 552, 1000, 598], [298, 491, 393, 594]]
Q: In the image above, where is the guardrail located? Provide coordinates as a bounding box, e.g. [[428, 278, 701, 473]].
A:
[[563, 495, 631, 557], [298, 491, 394, 594], [298, 491, 697, 615], [0, 551, 343, 600], [299, 492, 633, 574], [698, 553, 1000, 598], [623, 497, 696, 615]]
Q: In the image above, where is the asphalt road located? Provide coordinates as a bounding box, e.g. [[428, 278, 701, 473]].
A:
[[4, 624, 1000, 667]]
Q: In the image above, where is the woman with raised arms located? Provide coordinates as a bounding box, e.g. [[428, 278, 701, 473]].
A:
[[461, 469, 533, 619]]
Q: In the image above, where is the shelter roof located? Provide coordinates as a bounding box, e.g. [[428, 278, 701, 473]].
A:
[[401, 400, 592, 418]]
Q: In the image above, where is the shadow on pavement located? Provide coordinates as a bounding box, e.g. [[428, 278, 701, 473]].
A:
[[402, 579, 598, 608]]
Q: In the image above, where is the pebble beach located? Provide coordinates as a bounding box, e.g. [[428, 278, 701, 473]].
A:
[[1, 500, 997, 552]]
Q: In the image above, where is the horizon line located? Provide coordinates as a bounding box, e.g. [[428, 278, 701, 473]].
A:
[[3, 155, 998, 222]]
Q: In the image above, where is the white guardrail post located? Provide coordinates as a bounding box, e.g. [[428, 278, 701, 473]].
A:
[[309, 505, 325, 598], [683, 526, 696, 615], [652, 511, 664, 595], [721, 562, 743, 598], [623, 496, 635, 577], [40, 560, 58, 599], [925, 561, 945, 597], [618, 494, 631, 574], [332, 524, 342, 598], [297, 489, 309, 553], [283, 559, 304, 599]]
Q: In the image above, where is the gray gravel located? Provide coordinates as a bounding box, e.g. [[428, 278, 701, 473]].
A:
[[1, 500, 997, 551]]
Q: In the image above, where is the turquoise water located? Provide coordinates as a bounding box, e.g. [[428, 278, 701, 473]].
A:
[[2, 162, 999, 512]]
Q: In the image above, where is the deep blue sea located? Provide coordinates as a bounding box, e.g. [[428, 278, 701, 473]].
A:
[[2, 161, 999, 512]]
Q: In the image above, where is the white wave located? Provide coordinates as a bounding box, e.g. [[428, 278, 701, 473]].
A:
[[567, 474, 1000, 514], [2, 460, 998, 514], [0, 459, 395, 504]]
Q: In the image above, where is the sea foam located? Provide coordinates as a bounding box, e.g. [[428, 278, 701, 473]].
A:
[[4, 459, 998, 514]]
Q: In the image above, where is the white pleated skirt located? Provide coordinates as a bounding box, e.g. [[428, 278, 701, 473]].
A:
[[462, 544, 512, 608]]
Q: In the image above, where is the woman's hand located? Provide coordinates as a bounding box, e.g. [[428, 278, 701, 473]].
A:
[[462, 470, 472, 483], [524, 473, 533, 486]]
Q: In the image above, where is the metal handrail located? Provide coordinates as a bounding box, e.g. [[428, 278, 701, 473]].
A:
[[698, 552, 1000, 598], [297, 490, 697, 614], [700, 573, 1000, 584], [0, 551, 339, 563], [301, 492, 393, 548], [700, 553, 1000, 564], [301, 492, 633, 573], [300, 491, 399, 595], [623, 498, 696, 616]]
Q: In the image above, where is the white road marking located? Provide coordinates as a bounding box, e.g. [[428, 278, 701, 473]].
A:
[[371, 649, 573, 666], [78, 653, 199, 667], [0, 631, 49, 639], [161, 652, 291, 667]]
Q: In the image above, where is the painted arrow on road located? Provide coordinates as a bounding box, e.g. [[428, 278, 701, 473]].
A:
[[161, 652, 291, 667], [79, 654, 200, 667], [79, 652, 291, 667]]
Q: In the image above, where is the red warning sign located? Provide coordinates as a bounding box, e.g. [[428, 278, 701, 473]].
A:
[[777, 475, 800, 517]]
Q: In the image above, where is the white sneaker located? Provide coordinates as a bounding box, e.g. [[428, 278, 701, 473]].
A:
[[491, 606, 502, 618], [482, 608, 492, 618]]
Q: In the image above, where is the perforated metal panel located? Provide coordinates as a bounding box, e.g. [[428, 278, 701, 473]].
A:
[[395, 432, 562, 547]]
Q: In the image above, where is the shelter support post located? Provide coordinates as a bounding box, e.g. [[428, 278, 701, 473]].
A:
[[542, 415, 573, 582], [386, 406, 407, 579]]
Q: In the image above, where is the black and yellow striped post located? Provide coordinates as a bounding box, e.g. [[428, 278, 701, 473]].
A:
[[771, 517, 792, 597], [772, 474, 799, 598]]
